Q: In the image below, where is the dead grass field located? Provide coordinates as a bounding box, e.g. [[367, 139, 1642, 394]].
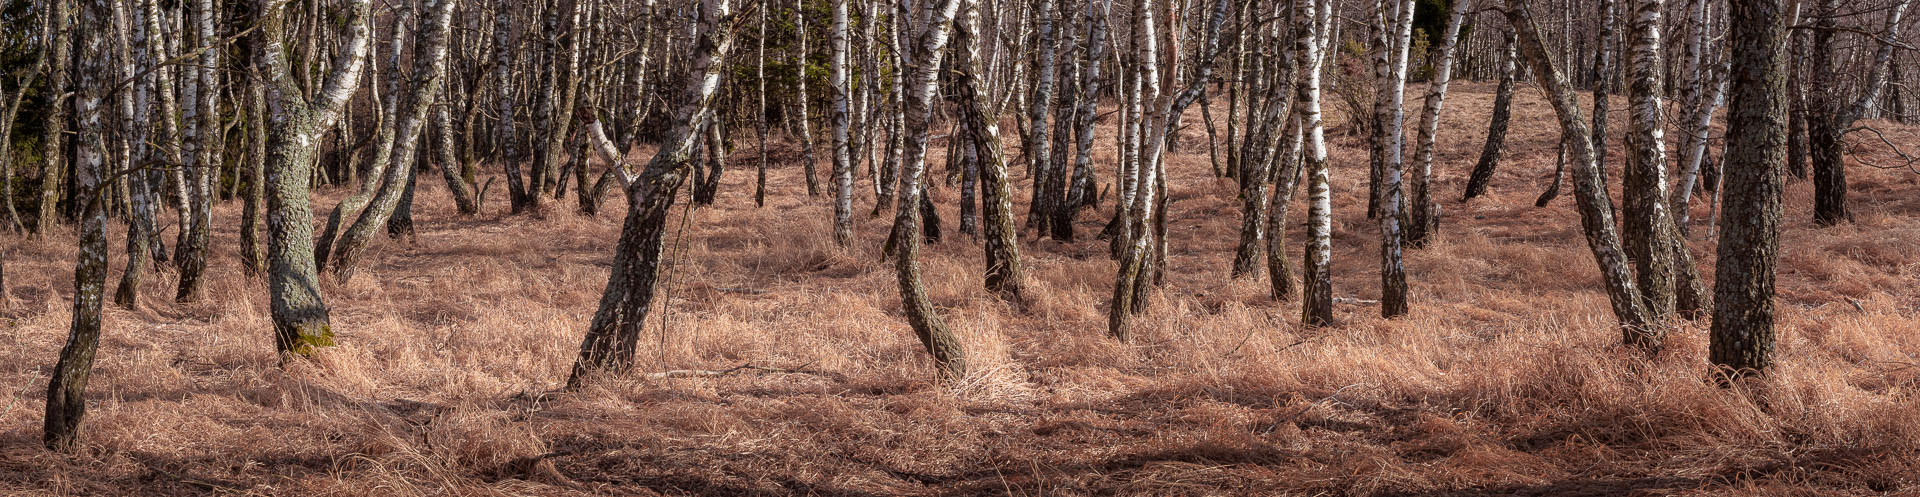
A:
[[3, 82, 1920, 496]]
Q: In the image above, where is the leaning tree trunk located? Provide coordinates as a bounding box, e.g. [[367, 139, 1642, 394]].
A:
[[1461, 31, 1516, 201], [328, 0, 458, 284], [1058, 0, 1112, 235], [1229, 10, 1299, 279], [1504, 0, 1656, 345], [1711, 0, 1787, 377], [886, 0, 968, 379], [317, 9, 408, 271], [1405, 0, 1472, 247], [568, 0, 739, 388], [953, 0, 1026, 300], [44, 0, 110, 451], [253, 0, 376, 356], [1267, 116, 1307, 301], [434, 61, 479, 214]]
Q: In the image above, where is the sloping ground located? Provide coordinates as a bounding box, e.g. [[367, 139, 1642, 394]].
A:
[[3, 82, 1918, 496]]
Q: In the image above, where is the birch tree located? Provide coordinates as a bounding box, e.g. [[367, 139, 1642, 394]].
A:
[[174, 0, 220, 303], [831, 0, 855, 244], [569, 0, 739, 387], [1712, 0, 1788, 376], [32, 0, 70, 236], [1461, 30, 1516, 201], [1503, 0, 1656, 345], [112, 0, 156, 305], [882, 0, 968, 378], [953, 0, 1026, 300], [328, 0, 459, 283], [1298, 0, 1335, 327], [252, 0, 376, 356], [43, 0, 109, 451], [1623, 0, 1706, 321], [1110, 0, 1173, 342], [1405, 0, 1471, 247], [1372, 0, 1416, 317], [1806, 0, 1911, 225]]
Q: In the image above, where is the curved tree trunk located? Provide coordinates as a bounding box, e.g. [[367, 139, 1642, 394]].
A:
[[570, 0, 739, 387], [953, 0, 1025, 300], [1058, 0, 1112, 235], [885, 0, 968, 378], [1461, 31, 1516, 201], [1505, 0, 1656, 345], [44, 0, 110, 451], [1807, 0, 1910, 226], [1405, 0, 1472, 247], [328, 0, 459, 284]]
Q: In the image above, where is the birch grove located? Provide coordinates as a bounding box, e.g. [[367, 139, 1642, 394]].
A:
[[9, 0, 1914, 453]]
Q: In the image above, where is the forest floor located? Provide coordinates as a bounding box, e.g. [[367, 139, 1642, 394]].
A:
[[4, 82, 1920, 496]]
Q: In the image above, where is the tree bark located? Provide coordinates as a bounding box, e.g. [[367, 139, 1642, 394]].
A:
[[1405, 0, 1472, 247], [1712, 0, 1787, 376], [569, 0, 739, 387], [1461, 31, 1516, 201], [114, 0, 157, 305], [44, 0, 110, 451], [1807, 0, 1910, 225], [174, 0, 221, 303], [1373, 0, 1416, 317], [954, 0, 1026, 300], [796, 0, 823, 196], [1299, 0, 1335, 328], [1025, 0, 1059, 233], [329, 0, 459, 284], [831, 0, 855, 244], [890, 0, 968, 378], [32, 0, 72, 237], [1504, 0, 1656, 345], [253, 0, 376, 356]]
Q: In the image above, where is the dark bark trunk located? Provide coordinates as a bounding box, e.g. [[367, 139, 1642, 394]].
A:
[[1462, 31, 1516, 201], [569, 0, 738, 387], [1711, 0, 1787, 376]]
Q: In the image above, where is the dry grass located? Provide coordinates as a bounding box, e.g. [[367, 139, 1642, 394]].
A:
[[3, 82, 1919, 496]]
